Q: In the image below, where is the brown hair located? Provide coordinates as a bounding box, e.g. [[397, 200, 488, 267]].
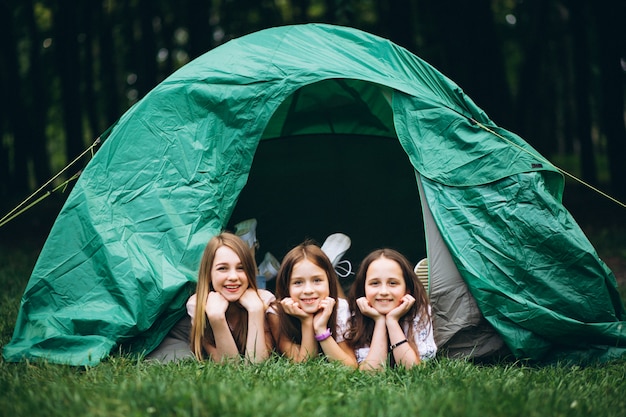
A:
[[190, 232, 259, 360], [345, 248, 430, 349], [272, 241, 339, 345]]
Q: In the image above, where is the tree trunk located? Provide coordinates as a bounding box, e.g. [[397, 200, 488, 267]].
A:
[[137, 0, 158, 98], [0, 2, 14, 200], [385, 0, 417, 53], [595, 1, 626, 200], [569, 0, 597, 185], [82, 1, 102, 140], [99, 3, 121, 128], [187, 0, 213, 60], [54, 0, 84, 163], [0, 3, 29, 198], [423, 0, 514, 129], [514, 1, 561, 157], [24, 0, 51, 186]]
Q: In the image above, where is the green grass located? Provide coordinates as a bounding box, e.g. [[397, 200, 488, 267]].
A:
[[1, 241, 626, 417], [2, 353, 626, 417]]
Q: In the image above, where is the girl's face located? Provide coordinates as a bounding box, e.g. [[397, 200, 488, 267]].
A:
[[211, 246, 249, 302], [364, 257, 407, 315], [289, 258, 330, 314]]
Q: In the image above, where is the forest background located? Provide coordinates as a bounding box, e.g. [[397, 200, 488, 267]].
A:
[[0, 0, 625, 242]]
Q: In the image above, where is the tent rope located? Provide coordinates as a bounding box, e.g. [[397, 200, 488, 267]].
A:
[[471, 119, 626, 210], [0, 137, 102, 229], [2, 119, 624, 229]]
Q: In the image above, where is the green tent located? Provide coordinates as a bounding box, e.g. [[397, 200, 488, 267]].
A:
[[4, 23, 625, 366]]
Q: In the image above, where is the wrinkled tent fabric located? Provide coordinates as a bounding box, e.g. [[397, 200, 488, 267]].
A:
[[3, 23, 625, 366], [421, 172, 626, 362]]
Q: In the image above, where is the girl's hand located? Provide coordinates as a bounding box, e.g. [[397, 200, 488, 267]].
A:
[[238, 289, 265, 313], [356, 297, 384, 320], [205, 291, 229, 320], [387, 294, 415, 321], [281, 297, 310, 321], [313, 297, 335, 333]]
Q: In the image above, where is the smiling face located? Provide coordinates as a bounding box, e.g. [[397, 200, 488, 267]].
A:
[[288, 258, 331, 314], [364, 256, 407, 315], [211, 245, 249, 302]]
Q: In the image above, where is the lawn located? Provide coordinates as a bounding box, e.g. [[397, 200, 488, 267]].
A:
[[2, 354, 626, 417], [1, 197, 626, 417]]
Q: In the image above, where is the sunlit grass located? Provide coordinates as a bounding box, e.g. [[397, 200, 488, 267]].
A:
[[2, 240, 625, 417], [1, 354, 625, 417]]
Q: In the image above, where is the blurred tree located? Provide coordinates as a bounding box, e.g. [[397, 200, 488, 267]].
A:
[[569, 0, 597, 185], [137, 0, 158, 98], [99, 2, 122, 129], [83, 1, 101, 140], [24, 0, 50, 187], [186, 0, 214, 60], [324, 0, 356, 25], [0, 2, 27, 201], [514, 1, 562, 158], [595, 1, 626, 200], [0, 3, 31, 198], [1, 0, 625, 208], [53, 0, 84, 165], [417, 0, 514, 129], [377, 0, 417, 53]]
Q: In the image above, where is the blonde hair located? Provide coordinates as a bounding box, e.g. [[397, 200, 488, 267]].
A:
[[190, 232, 258, 360]]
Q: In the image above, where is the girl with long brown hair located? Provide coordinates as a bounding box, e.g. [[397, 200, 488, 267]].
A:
[[187, 232, 274, 362], [268, 241, 357, 367], [345, 248, 436, 370]]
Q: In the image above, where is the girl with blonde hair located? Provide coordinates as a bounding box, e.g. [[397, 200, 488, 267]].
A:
[[187, 232, 275, 362]]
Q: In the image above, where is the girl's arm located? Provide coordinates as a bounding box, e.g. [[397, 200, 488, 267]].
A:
[[387, 294, 420, 368], [205, 292, 240, 362], [269, 298, 319, 361], [239, 289, 271, 363], [356, 297, 389, 370], [284, 297, 319, 362], [317, 338, 357, 367], [271, 315, 319, 361], [314, 298, 357, 368], [294, 315, 319, 362]]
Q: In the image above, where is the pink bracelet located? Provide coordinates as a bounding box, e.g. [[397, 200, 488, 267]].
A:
[[315, 328, 332, 342]]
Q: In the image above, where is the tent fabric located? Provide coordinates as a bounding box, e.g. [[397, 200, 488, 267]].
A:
[[420, 172, 626, 362], [3, 23, 625, 366], [417, 173, 508, 358]]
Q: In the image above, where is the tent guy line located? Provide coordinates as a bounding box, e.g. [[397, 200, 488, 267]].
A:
[[2, 113, 624, 232], [0, 137, 102, 229], [471, 118, 626, 209]]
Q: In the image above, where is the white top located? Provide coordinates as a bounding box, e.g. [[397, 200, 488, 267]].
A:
[[186, 289, 276, 325], [335, 298, 350, 343], [354, 308, 437, 363], [267, 297, 351, 343]]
